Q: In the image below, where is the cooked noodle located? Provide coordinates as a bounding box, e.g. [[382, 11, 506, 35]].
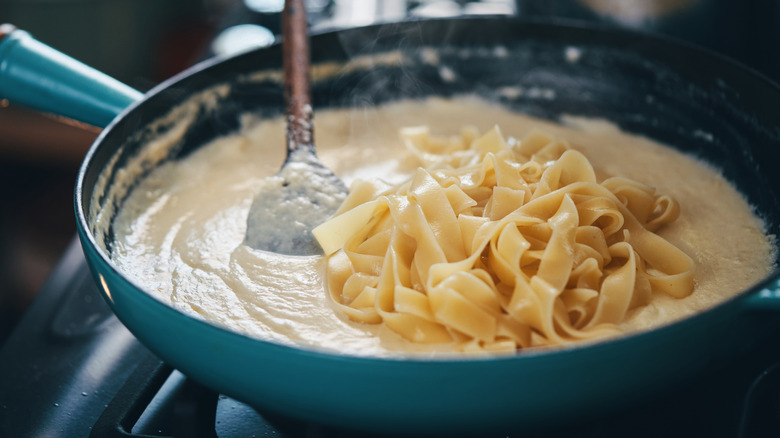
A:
[[314, 126, 694, 352]]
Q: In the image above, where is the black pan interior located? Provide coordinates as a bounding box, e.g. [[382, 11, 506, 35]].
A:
[[81, 17, 780, 263]]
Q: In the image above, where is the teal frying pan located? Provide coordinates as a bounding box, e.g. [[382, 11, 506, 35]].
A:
[[2, 17, 779, 436]]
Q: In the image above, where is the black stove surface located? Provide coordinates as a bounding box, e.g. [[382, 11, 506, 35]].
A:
[[1, 239, 779, 437]]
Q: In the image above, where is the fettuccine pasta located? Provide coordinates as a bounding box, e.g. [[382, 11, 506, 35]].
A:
[[314, 126, 695, 352]]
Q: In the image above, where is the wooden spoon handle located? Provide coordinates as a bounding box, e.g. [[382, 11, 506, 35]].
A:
[[283, 0, 313, 153]]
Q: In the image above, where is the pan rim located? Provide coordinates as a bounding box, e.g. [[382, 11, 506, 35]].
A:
[[73, 15, 780, 366]]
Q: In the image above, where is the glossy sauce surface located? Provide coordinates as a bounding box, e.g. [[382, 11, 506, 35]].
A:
[[111, 97, 775, 357]]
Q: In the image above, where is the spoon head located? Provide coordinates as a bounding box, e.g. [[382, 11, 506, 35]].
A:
[[245, 149, 347, 256]]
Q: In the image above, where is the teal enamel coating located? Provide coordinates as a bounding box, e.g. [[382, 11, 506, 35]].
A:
[[0, 29, 142, 127], [77, 222, 774, 435], [743, 279, 780, 311]]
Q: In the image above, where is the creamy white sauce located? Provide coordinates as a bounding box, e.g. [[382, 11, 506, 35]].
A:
[[110, 96, 775, 357]]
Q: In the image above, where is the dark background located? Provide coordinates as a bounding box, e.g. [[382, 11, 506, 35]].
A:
[[1, 0, 779, 345], [0, 0, 224, 342]]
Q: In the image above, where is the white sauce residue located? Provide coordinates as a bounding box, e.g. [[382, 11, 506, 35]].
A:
[[492, 46, 509, 58], [526, 87, 556, 100], [420, 47, 440, 65], [497, 86, 524, 100], [565, 46, 582, 63], [495, 86, 556, 101], [439, 66, 457, 83], [693, 129, 715, 142]]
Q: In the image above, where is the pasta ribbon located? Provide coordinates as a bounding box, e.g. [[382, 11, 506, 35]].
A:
[[313, 126, 694, 353]]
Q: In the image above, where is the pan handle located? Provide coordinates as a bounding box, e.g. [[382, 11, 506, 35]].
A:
[[0, 24, 143, 128], [742, 280, 780, 311]]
